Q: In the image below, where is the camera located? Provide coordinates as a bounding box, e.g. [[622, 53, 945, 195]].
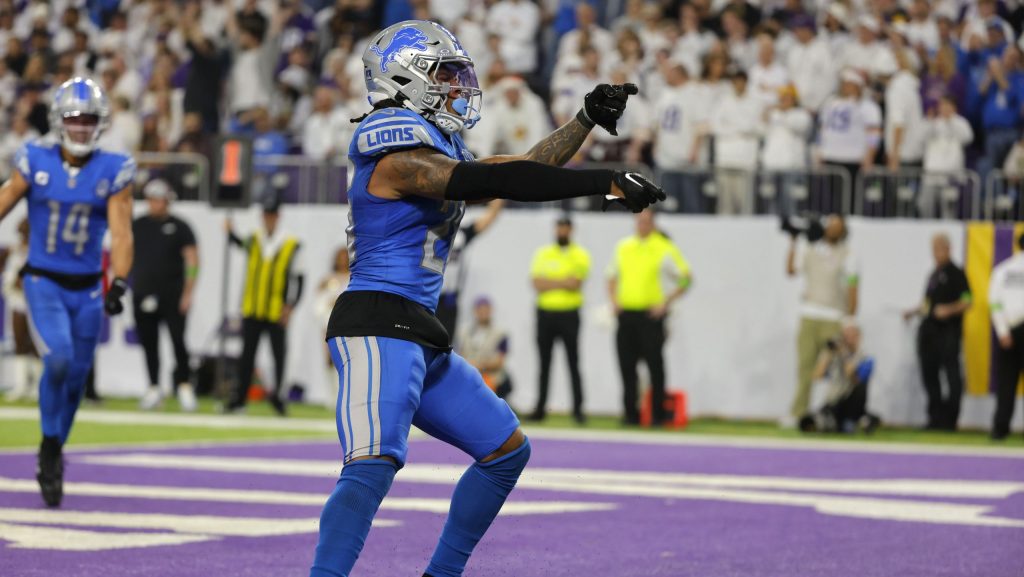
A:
[[780, 213, 825, 242]]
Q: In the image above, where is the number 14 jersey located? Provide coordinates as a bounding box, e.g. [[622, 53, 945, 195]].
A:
[[345, 107, 471, 312], [15, 138, 135, 275]]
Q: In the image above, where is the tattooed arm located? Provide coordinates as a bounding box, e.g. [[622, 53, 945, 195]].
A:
[[481, 117, 593, 167]]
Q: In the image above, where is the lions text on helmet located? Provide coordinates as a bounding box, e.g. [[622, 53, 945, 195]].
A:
[[364, 20, 482, 135], [50, 77, 110, 158]]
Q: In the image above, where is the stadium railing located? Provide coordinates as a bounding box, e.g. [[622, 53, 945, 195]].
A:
[[983, 169, 1024, 222], [575, 164, 850, 216], [135, 152, 211, 202], [853, 167, 982, 220], [257, 155, 348, 205]]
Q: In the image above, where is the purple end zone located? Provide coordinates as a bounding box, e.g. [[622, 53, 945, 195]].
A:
[[1, 436, 1022, 577]]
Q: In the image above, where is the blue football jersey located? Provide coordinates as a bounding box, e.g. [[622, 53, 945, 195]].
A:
[[14, 138, 136, 275], [345, 108, 472, 311]]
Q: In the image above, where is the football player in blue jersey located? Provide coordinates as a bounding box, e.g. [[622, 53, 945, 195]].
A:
[[312, 20, 665, 577], [0, 78, 135, 507]]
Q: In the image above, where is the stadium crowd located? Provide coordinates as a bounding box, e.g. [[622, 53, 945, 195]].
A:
[[2, 0, 1024, 214]]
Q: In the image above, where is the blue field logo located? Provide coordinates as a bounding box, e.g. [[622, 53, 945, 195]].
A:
[[371, 27, 429, 73]]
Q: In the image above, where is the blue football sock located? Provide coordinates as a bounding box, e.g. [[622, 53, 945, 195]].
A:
[[37, 354, 71, 440], [425, 438, 531, 577], [58, 362, 90, 444], [310, 459, 397, 577]]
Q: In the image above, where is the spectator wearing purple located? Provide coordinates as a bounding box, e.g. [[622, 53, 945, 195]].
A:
[[977, 45, 1024, 181], [921, 45, 967, 114]]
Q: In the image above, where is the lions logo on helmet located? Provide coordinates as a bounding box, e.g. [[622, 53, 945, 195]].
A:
[[49, 77, 110, 157], [370, 27, 429, 73], [363, 20, 482, 135]]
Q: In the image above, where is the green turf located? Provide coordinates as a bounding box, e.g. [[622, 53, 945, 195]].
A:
[[0, 419, 330, 449], [525, 414, 1024, 447], [1, 398, 1021, 449]]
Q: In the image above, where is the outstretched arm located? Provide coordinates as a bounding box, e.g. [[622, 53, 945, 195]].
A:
[[0, 171, 29, 224], [486, 83, 637, 167], [482, 117, 593, 167]]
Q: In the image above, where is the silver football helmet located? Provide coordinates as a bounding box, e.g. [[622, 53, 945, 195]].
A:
[[49, 77, 110, 157], [362, 20, 481, 134]]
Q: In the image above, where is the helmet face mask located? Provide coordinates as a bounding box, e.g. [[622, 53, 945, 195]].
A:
[[50, 77, 110, 157], [363, 21, 482, 135]]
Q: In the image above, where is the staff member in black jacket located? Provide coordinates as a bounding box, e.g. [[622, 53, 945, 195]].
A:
[[135, 179, 199, 412], [904, 233, 971, 430], [224, 195, 304, 416]]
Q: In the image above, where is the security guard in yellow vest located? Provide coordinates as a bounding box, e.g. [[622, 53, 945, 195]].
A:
[[528, 215, 590, 423], [224, 198, 304, 415], [607, 210, 691, 425]]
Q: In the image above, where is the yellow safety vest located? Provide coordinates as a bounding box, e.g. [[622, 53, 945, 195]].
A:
[[530, 243, 590, 311], [241, 233, 300, 322], [609, 232, 691, 311]]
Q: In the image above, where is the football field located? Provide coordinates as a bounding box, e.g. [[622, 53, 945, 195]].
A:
[[1, 406, 1023, 577]]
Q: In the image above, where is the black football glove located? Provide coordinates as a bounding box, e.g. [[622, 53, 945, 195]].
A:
[[603, 171, 667, 213], [105, 277, 128, 316], [577, 83, 638, 136]]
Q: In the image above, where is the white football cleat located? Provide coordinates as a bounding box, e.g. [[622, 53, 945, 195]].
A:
[[139, 386, 164, 411], [177, 383, 197, 413]]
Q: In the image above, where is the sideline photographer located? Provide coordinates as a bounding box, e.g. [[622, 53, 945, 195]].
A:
[[784, 213, 859, 427], [800, 322, 880, 433]]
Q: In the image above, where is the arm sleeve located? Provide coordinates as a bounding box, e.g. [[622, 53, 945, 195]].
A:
[[664, 243, 692, 287], [444, 161, 613, 203], [990, 268, 1011, 338], [844, 252, 860, 286], [12, 144, 30, 181], [112, 155, 137, 193], [180, 220, 197, 248]]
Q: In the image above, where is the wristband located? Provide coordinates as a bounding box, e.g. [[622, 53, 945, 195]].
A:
[[186, 265, 199, 280], [575, 108, 596, 130]]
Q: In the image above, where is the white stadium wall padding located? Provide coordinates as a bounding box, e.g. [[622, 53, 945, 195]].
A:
[[0, 202, 1019, 431]]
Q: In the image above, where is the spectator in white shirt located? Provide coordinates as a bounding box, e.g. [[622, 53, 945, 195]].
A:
[[821, 3, 851, 55], [905, 0, 940, 55], [987, 235, 1024, 440], [920, 95, 974, 218], [552, 45, 604, 126], [786, 14, 835, 113], [840, 15, 893, 83], [0, 115, 38, 180], [673, 3, 716, 77], [748, 31, 789, 108], [961, 0, 1014, 51], [883, 41, 926, 172], [817, 69, 882, 186], [302, 85, 339, 161], [711, 69, 762, 215], [651, 62, 704, 213], [98, 95, 143, 153], [556, 3, 615, 73], [467, 76, 551, 158], [486, 0, 540, 75], [721, 7, 755, 70], [761, 84, 812, 214], [226, 5, 276, 128]]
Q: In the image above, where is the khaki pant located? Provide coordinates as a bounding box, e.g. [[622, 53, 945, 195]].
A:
[[714, 168, 752, 215], [792, 317, 842, 418]]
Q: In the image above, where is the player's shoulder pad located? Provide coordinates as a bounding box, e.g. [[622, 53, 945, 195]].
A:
[[101, 150, 137, 192], [13, 138, 53, 180], [351, 107, 441, 158]]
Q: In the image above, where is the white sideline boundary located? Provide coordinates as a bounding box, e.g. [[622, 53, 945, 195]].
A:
[[1, 407, 1022, 459]]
